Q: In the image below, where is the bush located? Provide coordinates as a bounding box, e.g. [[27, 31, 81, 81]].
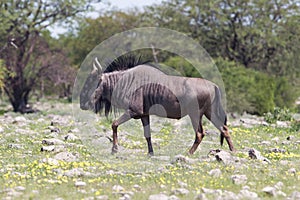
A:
[[274, 77, 298, 108], [264, 107, 293, 123], [163, 56, 200, 77], [216, 58, 275, 115]]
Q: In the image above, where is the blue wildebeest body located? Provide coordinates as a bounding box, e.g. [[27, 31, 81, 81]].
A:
[[80, 56, 235, 155]]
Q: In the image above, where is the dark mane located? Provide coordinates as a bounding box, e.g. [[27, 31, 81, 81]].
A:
[[104, 54, 150, 73]]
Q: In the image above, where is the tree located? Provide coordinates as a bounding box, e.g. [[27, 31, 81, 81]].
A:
[[63, 10, 142, 66], [0, 0, 98, 113]]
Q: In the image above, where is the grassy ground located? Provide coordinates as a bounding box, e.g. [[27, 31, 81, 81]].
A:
[[0, 101, 299, 199]]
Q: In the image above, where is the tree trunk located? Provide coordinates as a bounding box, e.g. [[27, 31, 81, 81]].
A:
[[10, 89, 34, 113]]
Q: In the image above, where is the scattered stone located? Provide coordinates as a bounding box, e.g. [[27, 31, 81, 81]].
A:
[[64, 133, 79, 141], [290, 191, 300, 199], [201, 188, 214, 194], [0, 126, 4, 133], [238, 189, 259, 199], [41, 145, 55, 152], [148, 194, 169, 200], [75, 181, 86, 187], [276, 121, 290, 128], [8, 143, 24, 149], [168, 195, 180, 200], [64, 168, 87, 177], [208, 169, 222, 177], [214, 150, 235, 164], [42, 138, 64, 145], [262, 186, 276, 196], [231, 174, 248, 185], [119, 194, 131, 200], [15, 186, 26, 191], [194, 193, 208, 200], [248, 148, 271, 164], [271, 137, 280, 143], [69, 128, 80, 133], [260, 141, 271, 146], [288, 168, 297, 175], [171, 188, 189, 195], [42, 158, 59, 166], [13, 116, 27, 123], [286, 135, 295, 141], [112, 185, 125, 193], [48, 126, 60, 133], [178, 181, 188, 188], [268, 148, 286, 153], [220, 190, 238, 200], [133, 184, 141, 191], [172, 154, 192, 164], [95, 195, 109, 200], [54, 152, 78, 162], [274, 181, 284, 190]]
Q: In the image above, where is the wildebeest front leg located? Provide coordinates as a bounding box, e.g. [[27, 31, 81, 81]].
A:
[[141, 116, 154, 156], [189, 116, 205, 155], [111, 112, 131, 154]]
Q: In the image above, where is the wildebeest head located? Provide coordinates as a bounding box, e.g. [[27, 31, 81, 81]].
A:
[[80, 57, 102, 111]]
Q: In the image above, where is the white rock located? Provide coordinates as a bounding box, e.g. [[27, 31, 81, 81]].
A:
[[75, 181, 86, 187], [215, 150, 235, 164], [262, 186, 276, 196], [290, 191, 300, 199], [42, 158, 59, 166], [194, 193, 208, 200], [119, 194, 131, 200], [238, 189, 259, 199], [274, 181, 284, 190], [276, 121, 290, 128], [171, 188, 189, 195], [208, 169, 222, 177], [112, 185, 125, 192], [231, 175, 248, 185], [64, 168, 85, 177], [288, 168, 297, 175], [95, 195, 109, 200], [15, 186, 26, 191], [64, 133, 79, 141], [41, 145, 55, 152], [0, 126, 4, 133], [54, 152, 78, 162], [168, 195, 180, 200], [42, 138, 64, 145], [14, 116, 27, 122], [148, 194, 169, 200], [133, 184, 141, 191]]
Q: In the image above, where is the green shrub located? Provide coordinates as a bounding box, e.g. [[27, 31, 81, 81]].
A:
[[216, 58, 275, 115], [264, 107, 293, 123], [274, 77, 298, 108], [163, 56, 200, 77]]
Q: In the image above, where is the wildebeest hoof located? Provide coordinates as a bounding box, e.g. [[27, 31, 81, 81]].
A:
[[111, 145, 118, 154], [148, 152, 154, 157]]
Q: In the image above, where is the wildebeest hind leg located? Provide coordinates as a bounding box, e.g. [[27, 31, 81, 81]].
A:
[[188, 115, 205, 155], [221, 125, 235, 151], [111, 112, 131, 154], [141, 116, 154, 156]]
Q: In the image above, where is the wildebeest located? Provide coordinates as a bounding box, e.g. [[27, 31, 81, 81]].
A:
[[80, 55, 235, 155]]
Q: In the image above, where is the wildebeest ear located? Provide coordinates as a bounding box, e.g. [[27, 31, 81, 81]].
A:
[[92, 57, 102, 74]]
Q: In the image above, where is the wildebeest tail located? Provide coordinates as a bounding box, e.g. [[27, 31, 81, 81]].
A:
[[211, 86, 227, 146]]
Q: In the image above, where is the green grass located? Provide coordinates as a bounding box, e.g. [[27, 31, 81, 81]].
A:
[[0, 101, 299, 199]]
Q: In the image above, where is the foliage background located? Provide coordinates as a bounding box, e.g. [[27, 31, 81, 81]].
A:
[[0, 0, 299, 114]]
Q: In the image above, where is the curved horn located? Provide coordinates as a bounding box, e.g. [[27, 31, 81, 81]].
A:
[[94, 57, 102, 71]]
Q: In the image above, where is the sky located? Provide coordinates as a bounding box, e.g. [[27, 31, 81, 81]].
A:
[[49, 0, 163, 37]]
